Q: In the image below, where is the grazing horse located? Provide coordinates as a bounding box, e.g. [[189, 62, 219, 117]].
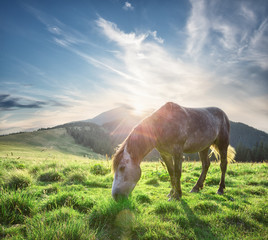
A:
[[112, 102, 235, 201]]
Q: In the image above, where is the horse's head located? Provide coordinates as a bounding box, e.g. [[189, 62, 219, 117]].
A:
[[112, 145, 141, 201]]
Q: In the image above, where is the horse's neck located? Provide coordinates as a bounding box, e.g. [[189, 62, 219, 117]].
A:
[[127, 123, 156, 163]]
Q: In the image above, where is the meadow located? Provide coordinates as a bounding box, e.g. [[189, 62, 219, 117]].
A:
[[0, 142, 267, 239]]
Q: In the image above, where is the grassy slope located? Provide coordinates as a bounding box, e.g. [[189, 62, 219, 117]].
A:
[[0, 143, 267, 240], [0, 128, 104, 159]]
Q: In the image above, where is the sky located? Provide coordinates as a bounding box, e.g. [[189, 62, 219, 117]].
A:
[[1, 0, 268, 135]]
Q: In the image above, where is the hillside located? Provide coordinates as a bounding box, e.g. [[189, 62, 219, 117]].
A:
[[230, 121, 268, 148], [0, 128, 103, 159], [54, 122, 114, 156]]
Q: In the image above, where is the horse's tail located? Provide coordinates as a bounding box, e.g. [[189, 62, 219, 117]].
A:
[[209, 145, 236, 163]]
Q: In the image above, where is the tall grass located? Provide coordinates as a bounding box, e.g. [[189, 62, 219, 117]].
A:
[[25, 208, 94, 240], [4, 170, 32, 189], [0, 189, 36, 225]]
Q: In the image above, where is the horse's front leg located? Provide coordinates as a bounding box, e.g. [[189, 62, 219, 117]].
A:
[[159, 152, 175, 198], [170, 145, 183, 201]]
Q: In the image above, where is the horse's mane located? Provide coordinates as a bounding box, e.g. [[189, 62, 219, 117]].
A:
[[112, 116, 157, 173], [112, 140, 127, 173]]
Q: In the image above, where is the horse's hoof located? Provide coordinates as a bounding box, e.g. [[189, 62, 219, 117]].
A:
[[168, 192, 181, 201], [168, 196, 180, 201], [190, 188, 199, 193], [217, 190, 224, 195], [167, 189, 174, 198]]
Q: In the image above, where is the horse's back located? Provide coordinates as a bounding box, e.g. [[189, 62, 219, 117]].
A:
[[155, 102, 230, 152], [160, 102, 229, 129]]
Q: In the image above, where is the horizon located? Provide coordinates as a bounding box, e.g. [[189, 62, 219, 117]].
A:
[[1, 104, 267, 137], [1, 0, 268, 135]]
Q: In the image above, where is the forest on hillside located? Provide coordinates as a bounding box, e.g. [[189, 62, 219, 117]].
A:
[[235, 141, 268, 162], [59, 122, 268, 162], [62, 123, 115, 156]]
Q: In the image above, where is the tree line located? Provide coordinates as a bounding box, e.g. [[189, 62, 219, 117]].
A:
[[235, 141, 268, 162], [64, 123, 115, 156], [59, 122, 268, 162]]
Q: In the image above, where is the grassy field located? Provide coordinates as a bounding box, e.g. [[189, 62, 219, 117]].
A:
[[0, 142, 267, 239]]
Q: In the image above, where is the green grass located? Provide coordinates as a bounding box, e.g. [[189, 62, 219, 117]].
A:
[[0, 142, 267, 239], [0, 128, 104, 159]]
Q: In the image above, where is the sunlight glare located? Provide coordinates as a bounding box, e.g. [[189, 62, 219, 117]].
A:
[[132, 103, 146, 116]]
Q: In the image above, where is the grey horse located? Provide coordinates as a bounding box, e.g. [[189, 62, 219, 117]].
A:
[[112, 102, 235, 201]]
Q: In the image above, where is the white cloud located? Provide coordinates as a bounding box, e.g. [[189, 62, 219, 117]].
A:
[[96, 17, 147, 48], [48, 26, 62, 35], [149, 31, 164, 44], [26, 5, 95, 47], [123, 2, 134, 11], [186, 0, 209, 57], [186, 0, 268, 71], [95, 17, 216, 107], [244, 18, 268, 70], [240, 4, 256, 22]]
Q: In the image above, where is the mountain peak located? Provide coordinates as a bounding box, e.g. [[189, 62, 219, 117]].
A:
[[86, 104, 151, 126]]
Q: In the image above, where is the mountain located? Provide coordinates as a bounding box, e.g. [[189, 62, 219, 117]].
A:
[[85, 105, 135, 125], [229, 122, 268, 148], [88, 106, 268, 149], [84, 105, 151, 144], [73, 105, 268, 161], [52, 105, 151, 157]]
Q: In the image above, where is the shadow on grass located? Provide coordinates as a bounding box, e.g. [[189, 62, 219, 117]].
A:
[[181, 200, 220, 240]]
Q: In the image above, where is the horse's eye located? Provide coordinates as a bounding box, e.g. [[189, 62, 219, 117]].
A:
[[119, 166, 125, 172]]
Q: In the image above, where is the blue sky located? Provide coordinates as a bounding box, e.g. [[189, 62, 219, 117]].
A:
[[1, 0, 268, 134]]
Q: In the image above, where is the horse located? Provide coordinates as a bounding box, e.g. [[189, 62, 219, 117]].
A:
[[111, 102, 235, 201]]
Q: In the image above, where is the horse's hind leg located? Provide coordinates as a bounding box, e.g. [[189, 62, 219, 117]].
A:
[[217, 146, 228, 195], [191, 147, 210, 193], [172, 145, 183, 200]]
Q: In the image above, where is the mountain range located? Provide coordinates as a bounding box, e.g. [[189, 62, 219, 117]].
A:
[[89, 105, 268, 148]]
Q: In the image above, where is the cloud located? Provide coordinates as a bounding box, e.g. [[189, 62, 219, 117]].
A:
[[149, 31, 164, 44], [95, 17, 214, 104], [0, 94, 69, 111], [26, 5, 96, 48], [240, 3, 256, 22], [186, 0, 209, 57], [96, 17, 147, 47], [0, 94, 47, 110], [242, 18, 268, 70], [186, 0, 268, 71], [123, 2, 134, 11]]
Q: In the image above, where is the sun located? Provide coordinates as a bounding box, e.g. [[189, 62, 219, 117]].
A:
[[132, 103, 147, 116]]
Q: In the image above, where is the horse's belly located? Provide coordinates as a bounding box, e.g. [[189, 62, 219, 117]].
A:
[[182, 131, 218, 153], [183, 142, 211, 153]]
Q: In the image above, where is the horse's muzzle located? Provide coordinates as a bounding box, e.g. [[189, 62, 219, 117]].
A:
[[112, 189, 128, 201]]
